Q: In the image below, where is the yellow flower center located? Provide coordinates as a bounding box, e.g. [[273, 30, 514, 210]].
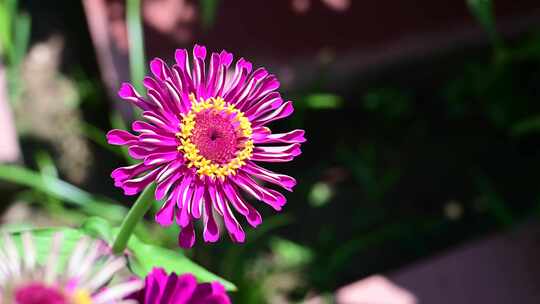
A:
[[177, 94, 253, 179]]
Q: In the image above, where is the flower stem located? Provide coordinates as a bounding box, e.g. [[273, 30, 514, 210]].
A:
[[112, 184, 155, 254]]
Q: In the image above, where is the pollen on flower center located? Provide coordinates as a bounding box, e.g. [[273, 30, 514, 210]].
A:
[[190, 110, 238, 164], [177, 94, 254, 179]]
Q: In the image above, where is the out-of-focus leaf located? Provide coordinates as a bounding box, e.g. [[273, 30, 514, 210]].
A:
[[12, 11, 30, 67], [474, 174, 513, 227], [126, 233, 237, 291], [0, 164, 126, 222], [466, 0, 502, 47], [511, 115, 540, 136], [308, 182, 333, 207], [0, 1, 12, 58], [126, 0, 146, 93], [35, 151, 58, 178], [200, 0, 219, 29], [270, 237, 313, 268], [0, 227, 87, 273], [363, 88, 412, 120], [304, 93, 343, 109], [81, 216, 114, 243]]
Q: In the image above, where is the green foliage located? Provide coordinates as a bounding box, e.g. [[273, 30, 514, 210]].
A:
[[0, 0, 31, 104], [270, 237, 313, 269], [81, 217, 237, 290], [126, 0, 146, 94], [200, 0, 220, 29], [127, 233, 237, 291], [308, 182, 333, 207], [304, 93, 343, 109], [466, 0, 502, 47], [362, 88, 412, 120], [0, 164, 126, 221]]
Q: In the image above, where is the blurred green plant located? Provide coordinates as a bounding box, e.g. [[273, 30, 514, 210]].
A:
[[466, 0, 502, 48], [363, 88, 412, 120], [200, 0, 220, 29], [0, 164, 126, 221], [80, 217, 237, 291], [304, 93, 343, 109], [0, 0, 31, 104], [339, 144, 400, 203], [126, 0, 146, 94]]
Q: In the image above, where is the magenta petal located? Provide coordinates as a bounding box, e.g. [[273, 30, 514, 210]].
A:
[[122, 167, 161, 195], [111, 162, 148, 182], [203, 192, 220, 243], [144, 151, 179, 166], [106, 129, 137, 145], [215, 184, 245, 243], [253, 129, 306, 144], [155, 171, 181, 201], [242, 162, 297, 191], [190, 179, 205, 219], [118, 83, 154, 112], [176, 174, 194, 228], [233, 173, 287, 211], [150, 57, 171, 81], [178, 221, 196, 248], [155, 194, 176, 227], [245, 92, 283, 120], [245, 203, 263, 228], [253, 101, 294, 126]]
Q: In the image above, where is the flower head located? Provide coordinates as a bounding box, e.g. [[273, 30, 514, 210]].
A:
[[108, 45, 305, 247], [128, 268, 231, 304], [0, 232, 143, 304]]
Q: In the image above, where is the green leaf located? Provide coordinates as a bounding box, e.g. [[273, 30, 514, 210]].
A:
[[126, 233, 237, 291], [304, 93, 343, 109], [511, 115, 540, 136], [200, 0, 220, 29], [270, 237, 313, 268], [0, 1, 12, 58], [0, 164, 127, 222], [12, 11, 30, 68], [308, 182, 333, 207], [81, 216, 115, 243], [466, 0, 502, 46]]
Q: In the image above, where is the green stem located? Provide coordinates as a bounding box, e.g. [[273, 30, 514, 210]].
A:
[[112, 184, 155, 254], [126, 0, 146, 93]]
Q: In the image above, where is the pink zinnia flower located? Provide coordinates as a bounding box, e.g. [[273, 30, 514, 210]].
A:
[[0, 232, 143, 304], [128, 268, 231, 304], [107, 45, 305, 247]]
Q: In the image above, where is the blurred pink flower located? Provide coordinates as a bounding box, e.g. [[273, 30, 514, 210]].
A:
[[0, 232, 142, 304]]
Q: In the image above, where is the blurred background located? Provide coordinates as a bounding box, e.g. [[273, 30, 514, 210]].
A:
[[1, 0, 540, 303]]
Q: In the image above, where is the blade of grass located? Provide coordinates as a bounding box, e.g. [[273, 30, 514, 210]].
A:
[[0, 164, 127, 222], [12, 11, 30, 67], [466, 0, 504, 49], [0, 1, 12, 58], [126, 0, 146, 93]]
